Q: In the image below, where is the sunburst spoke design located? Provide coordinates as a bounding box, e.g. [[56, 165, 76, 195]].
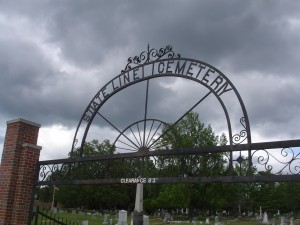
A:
[[113, 119, 167, 153]]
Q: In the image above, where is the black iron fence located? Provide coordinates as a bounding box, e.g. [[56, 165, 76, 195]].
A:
[[32, 207, 79, 225], [36, 139, 300, 185]]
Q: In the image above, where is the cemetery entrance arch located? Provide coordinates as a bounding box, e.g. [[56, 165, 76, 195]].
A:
[[36, 45, 300, 187]]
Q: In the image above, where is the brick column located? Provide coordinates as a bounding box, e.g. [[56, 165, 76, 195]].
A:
[[0, 118, 41, 225]]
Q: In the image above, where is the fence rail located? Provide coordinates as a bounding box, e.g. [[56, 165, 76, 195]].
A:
[[36, 139, 300, 185], [32, 207, 79, 225]]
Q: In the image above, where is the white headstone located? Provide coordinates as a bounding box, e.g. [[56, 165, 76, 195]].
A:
[[163, 213, 171, 222], [280, 217, 285, 225], [215, 216, 219, 222], [290, 218, 294, 225], [103, 214, 109, 224], [205, 218, 209, 224], [143, 215, 149, 225], [259, 206, 262, 219], [82, 221, 88, 225], [262, 212, 269, 224], [117, 210, 128, 225]]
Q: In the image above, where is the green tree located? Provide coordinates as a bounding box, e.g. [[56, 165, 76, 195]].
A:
[[55, 139, 137, 210], [149, 112, 228, 215]]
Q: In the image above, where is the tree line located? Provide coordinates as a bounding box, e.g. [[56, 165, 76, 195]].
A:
[[37, 112, 300, 216]]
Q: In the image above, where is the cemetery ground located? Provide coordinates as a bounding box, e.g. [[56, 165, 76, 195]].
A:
[[31, 210, 300, 225]]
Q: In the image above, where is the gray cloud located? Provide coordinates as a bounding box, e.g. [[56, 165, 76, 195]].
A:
[[0, 0, 300, 159]]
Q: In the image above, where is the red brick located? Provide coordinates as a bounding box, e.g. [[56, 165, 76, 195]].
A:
[[0, 119, 41, 225]]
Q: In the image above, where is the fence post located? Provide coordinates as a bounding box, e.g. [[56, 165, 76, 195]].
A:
[[0, 118, 41, 225]]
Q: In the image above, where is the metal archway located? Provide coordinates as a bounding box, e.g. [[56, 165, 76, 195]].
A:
[[36, 45, 300, 186]]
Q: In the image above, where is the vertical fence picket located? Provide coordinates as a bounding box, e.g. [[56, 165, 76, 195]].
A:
[[33, 207, 80, 225], [34, 206, 39, 225]]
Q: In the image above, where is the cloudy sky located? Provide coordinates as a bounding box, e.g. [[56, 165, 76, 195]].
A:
[[1, 0, 300, 161]]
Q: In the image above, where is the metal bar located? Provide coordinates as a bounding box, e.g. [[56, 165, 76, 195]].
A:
[[34, 206, 39, 225], [143, 80, 150, 147], [97, 112, 140, 149], [145, 120, 155, 146], [129, 127, 141, 148], [145, 121, 162, 147], [148, 90, 213, 149], [27, 163, 40, 225], [136, 123, 143, 147], [115, 145, 138, 152], [37, 174, 300, 186], [116, 139, 139, 152], [38, 139, 300, 165]]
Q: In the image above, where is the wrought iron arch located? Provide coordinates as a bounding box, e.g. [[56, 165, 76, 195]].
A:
[[72, 60, 251, 153], [36, 45, 300, 186]]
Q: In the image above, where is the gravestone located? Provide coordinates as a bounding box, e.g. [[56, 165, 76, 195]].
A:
[[290, 218, 294, 225], [163, 213, 171, 222], [280, 217, 285, 225], [205, 218, 209, 224], [215, 216, 219, 222], [116, 210, 128, 225], [272, 218, 275, 225], [215, 216, 224, 225], [103, 214, 109, 224], [262, 212, 269, 224], [82, 221, 88, 225], [143, 215, 149, 225]]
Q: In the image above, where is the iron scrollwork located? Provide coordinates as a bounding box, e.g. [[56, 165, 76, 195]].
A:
[[38, 163, 73, 182], [252, 147, 300, 175], [121, 44, 181, 73], [232, 117, 248, 144]]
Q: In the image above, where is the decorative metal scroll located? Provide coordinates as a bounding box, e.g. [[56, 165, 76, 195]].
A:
[[121, 44, 181, 73], [37, 140, 300, 185], [232, 117, 247, 144], [252, 147, 300, 175]]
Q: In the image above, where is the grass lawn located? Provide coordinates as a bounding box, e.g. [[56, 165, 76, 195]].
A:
[[32, 211, 300, 225]]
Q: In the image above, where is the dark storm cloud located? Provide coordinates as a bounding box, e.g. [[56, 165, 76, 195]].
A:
[[0, 0, 300, 159], [0, 37, 88, 126], [2, 0, 300, 74]]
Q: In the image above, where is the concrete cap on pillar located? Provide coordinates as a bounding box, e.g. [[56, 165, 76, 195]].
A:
[[6, 118, 41, 128]]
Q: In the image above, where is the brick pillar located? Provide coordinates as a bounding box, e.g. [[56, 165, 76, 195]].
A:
[[0, 118, 41, 225]]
